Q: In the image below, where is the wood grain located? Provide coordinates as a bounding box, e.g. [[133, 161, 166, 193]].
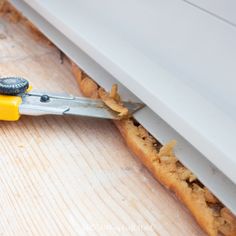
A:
[[0, 17, 205, 235]]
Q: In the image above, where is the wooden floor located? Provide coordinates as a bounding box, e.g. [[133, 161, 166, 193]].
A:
[[0, 18, 205, 235]]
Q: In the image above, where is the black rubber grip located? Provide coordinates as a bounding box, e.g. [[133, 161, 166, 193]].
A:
[[0, 77, 29, 95]]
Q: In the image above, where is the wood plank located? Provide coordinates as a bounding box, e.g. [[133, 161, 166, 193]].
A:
[[0, 17, 205, 235]]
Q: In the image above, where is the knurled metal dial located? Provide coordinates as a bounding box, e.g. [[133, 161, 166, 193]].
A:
[[0, 77, 29, 95]]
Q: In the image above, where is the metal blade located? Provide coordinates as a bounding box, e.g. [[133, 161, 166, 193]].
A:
[[19, 91, 144, 120]]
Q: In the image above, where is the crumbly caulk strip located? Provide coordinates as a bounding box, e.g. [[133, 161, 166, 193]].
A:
[[1, 1, 236, 235], [71, 63, 129, 118], [71, 63, 236, 236], [98, 85, 129, 118]]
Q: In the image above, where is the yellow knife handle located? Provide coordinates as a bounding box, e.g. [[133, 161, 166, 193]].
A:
[[0, 77, 30, 121], [0, 95, 22, 121]]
